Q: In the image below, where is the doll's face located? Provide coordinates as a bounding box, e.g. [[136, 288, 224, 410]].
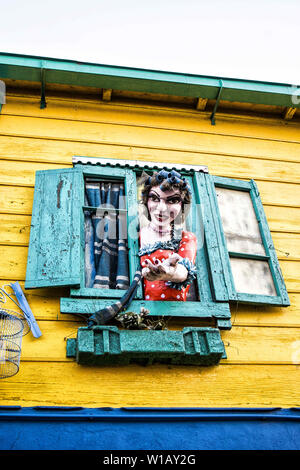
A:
[[147, 186, 182, 228]]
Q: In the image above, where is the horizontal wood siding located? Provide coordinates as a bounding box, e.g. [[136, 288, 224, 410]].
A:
[[0, 92, 299, 408]]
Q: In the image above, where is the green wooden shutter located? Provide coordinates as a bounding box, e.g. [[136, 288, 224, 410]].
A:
[[194, 172, 231, 302], [206, 174, 290, 307], [25, 168, 83, 289]]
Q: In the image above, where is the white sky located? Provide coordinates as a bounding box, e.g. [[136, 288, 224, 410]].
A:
[[1, 0, 299, 85]]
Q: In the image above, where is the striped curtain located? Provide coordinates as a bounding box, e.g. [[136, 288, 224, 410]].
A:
[[84, 180, 130, 290]]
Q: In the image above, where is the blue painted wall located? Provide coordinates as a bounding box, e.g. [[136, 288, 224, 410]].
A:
[[0, 407, 299, 451]]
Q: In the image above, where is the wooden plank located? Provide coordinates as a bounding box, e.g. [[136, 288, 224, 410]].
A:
[[2, 142, 299, 188], [0, 214, 31, 245], [5, 95, 300, 149], [0, 185, 33, 214], [19, 321, 300, 365], [0, 159, 70, 187], [3, 132, 300, 186], [272, 232, 300, 261], [230, 293, 300, 327], [0, 135, 73, 165], [256, 181, 300, 208], [0, 362, 299, 407], [0, 245, 28, 280], [221, 326, 300, 364], [279, 260, 300, 293], [209, 156, 300, 185], [0, 115, 300, 183], [264, 205, 300, 233]]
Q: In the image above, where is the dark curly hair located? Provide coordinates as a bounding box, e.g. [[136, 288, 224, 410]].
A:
[[140, 171, 192, 221]]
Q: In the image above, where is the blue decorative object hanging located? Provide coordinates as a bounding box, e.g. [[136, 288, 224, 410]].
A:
[[0, 282, 42, 338]]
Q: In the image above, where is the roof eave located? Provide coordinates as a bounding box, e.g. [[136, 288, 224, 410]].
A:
[[0, 52, 299, 109]]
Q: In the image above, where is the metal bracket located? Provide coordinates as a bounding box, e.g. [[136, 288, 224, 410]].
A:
[[283, 107, 296, 120], [40, 66, 47, 109], [210, 80, 223, 125], [102, 88, 112, 101], [0, 79, 5, 113], [196, 97, 208, 111]]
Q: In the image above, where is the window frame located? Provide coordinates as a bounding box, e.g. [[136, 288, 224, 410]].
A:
[[60, 159, 232, 329], [25, 157, 289, 332], [207, 174, 290, 306], [69, 164, 143, 300]]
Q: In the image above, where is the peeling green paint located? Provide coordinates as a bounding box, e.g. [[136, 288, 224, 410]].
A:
[[66, 326, 226, 366]]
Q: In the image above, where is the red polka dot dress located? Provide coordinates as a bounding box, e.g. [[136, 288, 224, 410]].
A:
[[140, 231, 197, 301]]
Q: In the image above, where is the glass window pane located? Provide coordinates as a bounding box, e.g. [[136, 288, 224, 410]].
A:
[[230, 257, 277, 296], [84, 179, 129, 290], [216, 187, 265, 255]]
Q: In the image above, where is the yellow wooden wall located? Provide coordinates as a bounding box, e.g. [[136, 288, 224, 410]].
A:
[[0, 89, 299, 408]]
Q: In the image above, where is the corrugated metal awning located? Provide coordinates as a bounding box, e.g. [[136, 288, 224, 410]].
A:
[[73, 156, 209, 173]]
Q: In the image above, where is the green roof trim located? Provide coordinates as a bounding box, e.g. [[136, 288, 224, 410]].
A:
[[0, 52, 299, 108]]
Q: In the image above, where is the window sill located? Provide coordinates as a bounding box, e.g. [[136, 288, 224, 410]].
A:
[[60, 297, 232, 329]]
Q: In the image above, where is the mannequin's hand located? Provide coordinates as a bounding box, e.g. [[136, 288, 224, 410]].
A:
[[142, 253, 187, 282]]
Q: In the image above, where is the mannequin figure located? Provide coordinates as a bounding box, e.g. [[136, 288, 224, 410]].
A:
[[139, 170, 197, 301]]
